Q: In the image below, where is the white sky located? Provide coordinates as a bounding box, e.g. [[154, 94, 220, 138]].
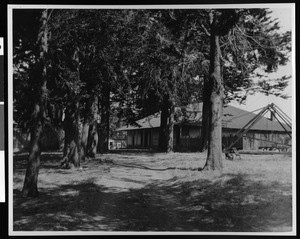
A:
[[229, 6, 294, 120]]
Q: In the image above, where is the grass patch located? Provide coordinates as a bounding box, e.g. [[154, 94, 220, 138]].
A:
[[13, 152, 292, 232]]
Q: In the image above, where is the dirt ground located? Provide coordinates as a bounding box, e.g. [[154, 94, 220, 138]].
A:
[[13, 151, 293, 232]]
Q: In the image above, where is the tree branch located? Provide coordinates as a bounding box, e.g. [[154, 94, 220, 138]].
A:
[[201, 23, 211, 37]]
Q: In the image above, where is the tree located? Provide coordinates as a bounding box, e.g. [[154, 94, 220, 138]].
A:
[[13, 10, 45, 134], [201, 9, 291, 170], [202, 10, 237, 170], [48, 9, 122, 163], [48, 9, 143, 158], [120, 9, 208, 153], [48, 10, 85, 168], [22, 9, 50, 197], [15, 9, 291, 184]]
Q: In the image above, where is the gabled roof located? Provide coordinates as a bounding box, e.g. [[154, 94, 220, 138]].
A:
[[117, 113, 161, 131], [117, 103, 291, 133]]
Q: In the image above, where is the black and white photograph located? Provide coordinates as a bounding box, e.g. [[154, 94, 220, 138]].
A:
[[7, 3, 296, 236]]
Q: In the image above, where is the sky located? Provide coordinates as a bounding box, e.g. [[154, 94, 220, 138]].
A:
[[229, 5, 294, 120]]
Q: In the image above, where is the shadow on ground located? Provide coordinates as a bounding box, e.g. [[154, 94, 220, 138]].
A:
[[13, 173, 292, 232], [14, 153, 63, 174]]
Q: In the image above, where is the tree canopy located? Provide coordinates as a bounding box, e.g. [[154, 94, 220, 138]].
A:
[[13, 8, 291, 196]]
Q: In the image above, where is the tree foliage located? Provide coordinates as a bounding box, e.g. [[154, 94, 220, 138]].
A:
[[13, 8, 292, 194]]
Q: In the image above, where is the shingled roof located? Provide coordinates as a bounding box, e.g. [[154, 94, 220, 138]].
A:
[[117, 103, 291, 132]]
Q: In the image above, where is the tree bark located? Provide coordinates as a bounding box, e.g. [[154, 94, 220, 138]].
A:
[[22, 120, 42, 197], [83, 95, 99, 158], [167, 103, 175, 153], [86, 122, 98, 158], [61, 101, 81, 169], [80, 120, 89, 161], [200, 76, 211, 152], [203, 19, 224, 171], [159, 94, 175, 153], [22, 10, 49, 197], [97, 87, 110, 154], [60, 46, 83, 168], [159, 95, 170, 152]]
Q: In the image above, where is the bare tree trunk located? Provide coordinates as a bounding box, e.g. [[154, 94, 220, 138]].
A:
[[22, 10, 49, 197], [159, 109, 168, 152], [84, 95, 99, 158], [167, 103, 175, 153], [203, 21, 224, 171], [61, 101, 81, 169], [200, 76, 211, 152], [86, 122, 98, 158], [80, 120, 89, 161], [22, 121, 42, 197], [60, 46, 84, 168], [158, 94, 175, 153], [159, 95, 170, 152], [97, 87, 110, 154]]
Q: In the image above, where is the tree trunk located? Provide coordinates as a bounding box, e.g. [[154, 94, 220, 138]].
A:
[[97, 87, 110, 154], [84, 95, 99, 158], [203, 22, 224, 171], [167, 103, 175, 153], [22, 121, 42, 197], [159, 95, 170, 152], [60, 46, 83, 168], [61, 102, 81, 169], [80, 121, 89, 161], [159, 108, 168, 152], [86, 122, 98, 158], [22, 10, 49, 197], [159, 94, 174, 153], [200, 76, 211, 152]]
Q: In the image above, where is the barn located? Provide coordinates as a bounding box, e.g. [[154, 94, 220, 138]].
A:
[[116, 103, 292, 151]]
